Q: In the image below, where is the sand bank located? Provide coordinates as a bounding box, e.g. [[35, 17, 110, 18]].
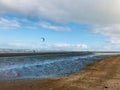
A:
[[0, 55, 120, 90]]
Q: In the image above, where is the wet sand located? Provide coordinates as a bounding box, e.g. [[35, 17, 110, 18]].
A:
[[0, 55, 120, 90]]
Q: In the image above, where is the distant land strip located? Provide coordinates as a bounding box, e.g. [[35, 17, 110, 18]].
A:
[[0, 51, 92, 57], [0, 51, 120, 57]]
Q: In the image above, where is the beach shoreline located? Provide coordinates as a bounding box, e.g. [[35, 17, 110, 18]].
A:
[[0, 55, 120, 90]]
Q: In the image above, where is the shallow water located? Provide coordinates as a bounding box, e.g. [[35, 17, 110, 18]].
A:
[[0, 52, 118, 80]]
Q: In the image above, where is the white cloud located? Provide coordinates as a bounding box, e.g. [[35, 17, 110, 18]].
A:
[[49, 43, 71, 48], [0, 18, 21, 30], [0, 0, 120, 24], [91, 24, 120, 37], [48, 43, 88, 50], [91, 24, 120, 44], [0, 42, 88, 50], [0, 42, 34, 48], [39, 21, 71, 31], [110, 38, 120, 44]]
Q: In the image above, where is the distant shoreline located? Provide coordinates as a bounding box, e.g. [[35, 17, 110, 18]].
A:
[[0, 51, 120, 57], [0, 51, 92, 57]]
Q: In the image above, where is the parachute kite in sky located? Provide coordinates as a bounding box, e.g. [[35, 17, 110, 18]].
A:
[[41, 37, 45, 42]]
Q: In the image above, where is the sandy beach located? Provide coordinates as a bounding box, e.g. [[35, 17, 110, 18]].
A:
[[0, 55, 120, 90]]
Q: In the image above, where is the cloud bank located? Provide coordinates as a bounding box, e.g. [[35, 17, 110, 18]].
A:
[[0, 0, 120, 24], [0, 42, 88, 51]]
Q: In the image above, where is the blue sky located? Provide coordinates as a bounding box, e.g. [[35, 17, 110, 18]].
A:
[[0, 0, 120, 51]]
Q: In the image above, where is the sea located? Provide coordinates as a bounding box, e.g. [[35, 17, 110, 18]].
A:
[[0, 52, 119, 80]]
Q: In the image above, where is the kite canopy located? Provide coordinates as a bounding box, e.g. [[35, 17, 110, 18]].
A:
[[41, 37, 45, 42]]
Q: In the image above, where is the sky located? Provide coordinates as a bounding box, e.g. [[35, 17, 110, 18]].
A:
[[0, 0, 120, 51]]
